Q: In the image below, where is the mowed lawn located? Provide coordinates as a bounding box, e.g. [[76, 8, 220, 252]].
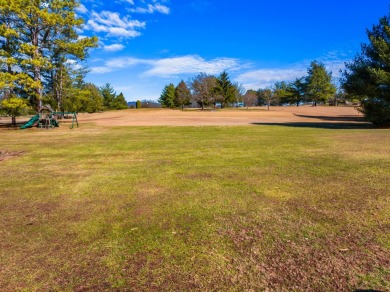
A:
[[0, 124, 389, 291]]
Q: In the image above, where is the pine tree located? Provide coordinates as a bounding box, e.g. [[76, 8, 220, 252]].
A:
[[174, 80, 191, 109], [158, 83, 175, 108], [287, 77, 306, 106], [216, 71, 236, 106], [112, 92, 128, 110], [342, 11, 390, 125], [0, 0, 97, 110], [100, 83, 116, 109]]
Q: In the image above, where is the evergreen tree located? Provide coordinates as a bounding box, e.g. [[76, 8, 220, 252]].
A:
[[100, 83, 116, 109], [0, 1, 21, 99], [174, 80, 191, 109], [112, 92, 128, 110], [305, 61, 336, 106], [287, 77, 306, 106], [273, 81, 290, 105], [0, 0, 97, 110], [342, 10, 390, 125], [216, 71, 236, 106], [158, 83, 175, 108]]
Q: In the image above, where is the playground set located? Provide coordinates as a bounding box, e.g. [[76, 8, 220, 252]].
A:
[[20, 105, 78, 129]]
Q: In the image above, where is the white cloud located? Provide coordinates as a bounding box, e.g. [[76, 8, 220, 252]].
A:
[[103, 44, 125, 52], [143, 56, 240, 77], [236, 58, 347, 90], [85, 11, 145, 38], [90, 55, 244, 77], [76, 4, 88, 14], [130, 3, 170, 14], [236, 68, 307, 90], [90, 66, 114, 74]]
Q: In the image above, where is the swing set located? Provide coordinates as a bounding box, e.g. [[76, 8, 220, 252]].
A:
[[20, 105, 79, 129]]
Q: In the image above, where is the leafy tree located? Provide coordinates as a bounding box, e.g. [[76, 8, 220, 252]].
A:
[[287, 77, 306, 106], [158, 83, 176, 108], [0, 0, 97, 110], [82, 83, 104, 112], [112, 92, 128, 110], [136, 100, 141, 109], [0, 95, 30, 125], [342, 11, 390, 125], [191, 73, 217, 110], [0, 1, 21, 99], [305, 61, 336, 106], [273, 81, 290, 105], [216, 71, 236, 106], [100, 83, 116, 109], [174, 80, 191, 109]]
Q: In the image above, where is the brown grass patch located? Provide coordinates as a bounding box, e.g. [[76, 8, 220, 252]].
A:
[[0, 150, 25, 162]]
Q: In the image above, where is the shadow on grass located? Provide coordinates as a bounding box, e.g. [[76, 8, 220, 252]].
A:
[[252, 113, 376, 129], [0, 122, 24, 130], [251, 122, 374, 130], [294, 113, 367, 122]]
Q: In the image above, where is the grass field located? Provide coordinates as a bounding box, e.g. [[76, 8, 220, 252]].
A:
[[0, 114, 389, 290]]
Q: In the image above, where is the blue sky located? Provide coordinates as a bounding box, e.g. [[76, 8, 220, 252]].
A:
[[77, 0, 390, 101]]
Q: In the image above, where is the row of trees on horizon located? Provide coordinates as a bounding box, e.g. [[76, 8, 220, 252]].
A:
[[159, 61, 339, 110]]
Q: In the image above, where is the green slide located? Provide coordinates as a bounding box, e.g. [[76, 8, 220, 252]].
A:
[[20, 114, 39, 129]]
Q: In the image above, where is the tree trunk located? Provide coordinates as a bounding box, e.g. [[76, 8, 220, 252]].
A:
[[11, 115, 16, 126], [32, 30, 42, 111]]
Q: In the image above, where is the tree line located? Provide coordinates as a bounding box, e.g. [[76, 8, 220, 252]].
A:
[[159, 71, 244, 110], [159, 61, 338, 110], [0, 0, 127, 123]]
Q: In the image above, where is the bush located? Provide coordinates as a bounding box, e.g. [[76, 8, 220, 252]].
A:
[[136, 100, 141, 109], [359, 99, 390, 125]]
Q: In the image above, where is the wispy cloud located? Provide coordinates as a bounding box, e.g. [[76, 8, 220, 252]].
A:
[[85, 11, 145, 38], [103, 44, 125, 52], [81, 1, 171, 45], [143, 56, 244, 77], [129, 3, 170, 15], [75, 4, 88, 14], [236, 56, 348, 90], [236, 67, 307, 90], [90, 52, 349, 92], [91, 55, 247, 77]]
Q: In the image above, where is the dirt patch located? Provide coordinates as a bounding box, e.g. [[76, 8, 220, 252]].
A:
[[0, 150, 25, 162], [75, 107, 369, 127], [8, 107, 369, 128]]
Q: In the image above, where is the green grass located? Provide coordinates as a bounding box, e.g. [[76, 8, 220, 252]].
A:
[[0, 124, 389, 290]]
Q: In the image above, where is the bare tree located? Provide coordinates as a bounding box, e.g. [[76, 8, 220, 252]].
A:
[[258, 88, 274, 110], [190, 73, 217, 110], [242, 89, 258, 109]]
